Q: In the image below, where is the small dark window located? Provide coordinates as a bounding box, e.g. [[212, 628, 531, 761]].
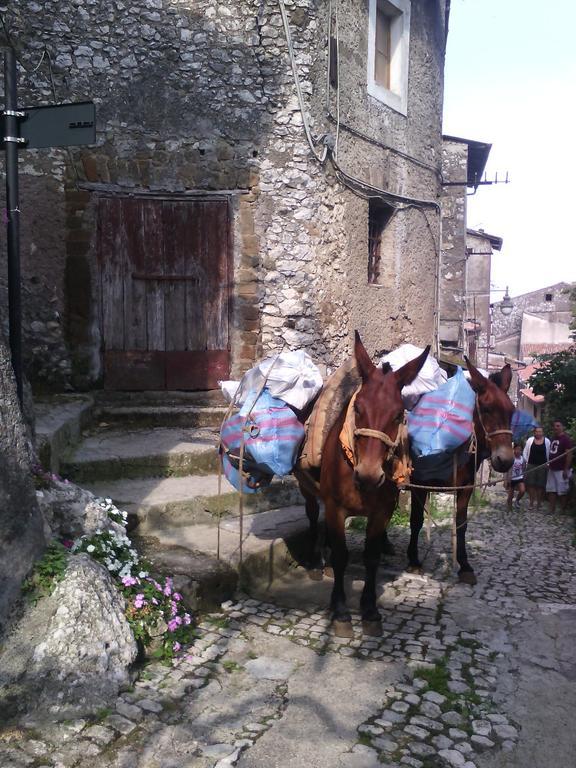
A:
[[545, 293, 553, 301], [368, 200, 393, 284]]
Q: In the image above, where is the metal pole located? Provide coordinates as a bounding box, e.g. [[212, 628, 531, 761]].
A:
[[4, 47, 23, 406]]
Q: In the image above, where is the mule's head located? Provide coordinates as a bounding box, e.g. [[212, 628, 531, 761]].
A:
[[353, 332, 429, 490], [465, 358, 515, 473]]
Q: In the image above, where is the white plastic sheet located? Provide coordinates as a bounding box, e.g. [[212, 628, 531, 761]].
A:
[[380, 344, 447, 409], [219, 350, 323, 411]]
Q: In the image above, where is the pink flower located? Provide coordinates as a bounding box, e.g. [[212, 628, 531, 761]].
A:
[[163, 578, 173, 597], [170, 601, 178, 616], [183, 613, 192, 626], [134, 593, 146, 609], [122, 576, 138, 587], [173, 592, 182, 602], [168, 616, 182, 632], [173, 642, 181, 652]]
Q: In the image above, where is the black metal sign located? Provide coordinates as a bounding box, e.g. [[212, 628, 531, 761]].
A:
[[0, 100, 96, 149]]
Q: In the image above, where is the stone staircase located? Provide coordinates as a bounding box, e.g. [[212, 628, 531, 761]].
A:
[[34, 391, 310, 608]]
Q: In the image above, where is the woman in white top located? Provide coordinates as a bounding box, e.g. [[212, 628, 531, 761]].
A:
[[522, 427, 551, 510]]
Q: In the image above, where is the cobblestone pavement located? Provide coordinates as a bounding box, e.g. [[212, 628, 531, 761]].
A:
[[1, 492, 575, 768]]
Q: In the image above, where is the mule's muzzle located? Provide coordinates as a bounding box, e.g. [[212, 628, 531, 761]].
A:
[[490, 446, 514, 473], [354, 465, 386, 490]]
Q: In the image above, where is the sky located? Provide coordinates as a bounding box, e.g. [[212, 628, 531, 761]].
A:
[[442, 0, 576, 301]]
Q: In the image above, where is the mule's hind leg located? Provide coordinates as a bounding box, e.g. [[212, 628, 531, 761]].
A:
[[303, 491, 324, 578], [407, 489, 427, 573], [456, 487, 477, 585], [325, 502, 352, 636]]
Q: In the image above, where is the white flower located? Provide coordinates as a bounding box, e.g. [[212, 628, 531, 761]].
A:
[[138, 571, 148, 578], [86, 544, 95, 553]]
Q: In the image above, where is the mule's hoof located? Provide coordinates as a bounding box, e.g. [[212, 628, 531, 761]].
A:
[[458, 570, 477, 585], [362, 619, 382, 637], [323, 566, 335, 580], [332, 619, 354, 638], [406, 564, 423, 575], [307, 568, 323, 582]]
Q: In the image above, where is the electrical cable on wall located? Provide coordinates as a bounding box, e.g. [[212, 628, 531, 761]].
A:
[[277, 0, 328, 164]]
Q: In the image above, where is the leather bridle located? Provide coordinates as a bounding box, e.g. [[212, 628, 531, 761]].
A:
[[475, 394, 513, 444]]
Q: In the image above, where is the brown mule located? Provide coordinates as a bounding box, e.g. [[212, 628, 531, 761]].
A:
[[407, 359, 515, 585], [297, 332, 429, 636]]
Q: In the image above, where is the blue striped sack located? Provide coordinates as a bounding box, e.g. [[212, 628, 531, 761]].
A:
[[407, 367, 475, 458]]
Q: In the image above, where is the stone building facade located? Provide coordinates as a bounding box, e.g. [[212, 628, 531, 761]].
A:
[[491, 282, 573, 362], [1, 0, 450, 391], [438, 135, 495, 362]]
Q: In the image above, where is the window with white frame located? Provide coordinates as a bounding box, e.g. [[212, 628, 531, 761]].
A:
[[367, 0, 411, 115]]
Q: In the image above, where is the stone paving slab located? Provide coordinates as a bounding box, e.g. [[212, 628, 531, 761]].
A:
[[2, 491, 575, 768]]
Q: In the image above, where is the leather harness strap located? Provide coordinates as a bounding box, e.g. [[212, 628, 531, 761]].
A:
[[475, 394, 513, 443]]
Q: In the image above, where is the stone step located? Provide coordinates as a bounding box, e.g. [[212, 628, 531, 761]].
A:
[[131, 504, 313, 609], [83, 472, 304, 531], [60, 426, 222, 483], [34, 394, 95, 473], [92, 404, 229, 429], [94, 389, 228, 407]]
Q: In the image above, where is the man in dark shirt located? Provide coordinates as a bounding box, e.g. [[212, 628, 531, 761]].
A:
[[546, 420, 574, 512]]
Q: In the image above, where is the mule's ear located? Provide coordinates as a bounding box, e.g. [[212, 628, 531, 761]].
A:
[[395, 345, 430, 389], [354, 330, 375, 381], [465, 356, 487, 394], [499, 363, 512, 393]]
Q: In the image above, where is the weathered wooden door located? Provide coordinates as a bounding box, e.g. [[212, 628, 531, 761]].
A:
[[98, 196, 231, 390]]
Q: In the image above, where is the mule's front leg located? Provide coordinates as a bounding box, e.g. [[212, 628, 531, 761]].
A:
[[325, 503, 352, 636], [407, 489, 427, 572], [361, 501, 395, 635], [456, 487, 477, 585]]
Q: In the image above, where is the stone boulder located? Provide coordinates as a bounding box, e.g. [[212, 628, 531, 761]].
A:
[[0, 338, 46, 634], [37, 478, 123, 540], [0, 554, 138, 721]]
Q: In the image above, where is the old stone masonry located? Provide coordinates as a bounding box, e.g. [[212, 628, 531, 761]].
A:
[[1, 495, 575, 768]]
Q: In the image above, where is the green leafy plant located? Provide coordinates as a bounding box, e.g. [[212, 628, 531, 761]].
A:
[[22, 542, 69, 600], [222, 660, 242, 673], [529, 346, 576, 433]]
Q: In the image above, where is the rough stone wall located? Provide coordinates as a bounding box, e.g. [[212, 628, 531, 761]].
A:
[[2, 0, 448, 386], [439, 139, 468, 349]]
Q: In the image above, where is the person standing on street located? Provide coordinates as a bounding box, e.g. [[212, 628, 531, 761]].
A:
[[523, 426, 550, 510], [505, 444, 527, 511], [546, 420, 574, 513]]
